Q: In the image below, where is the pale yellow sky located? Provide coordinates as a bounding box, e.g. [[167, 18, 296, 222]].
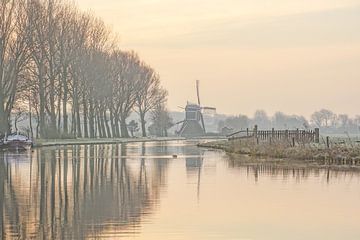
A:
[[75, 0, 360, 117]]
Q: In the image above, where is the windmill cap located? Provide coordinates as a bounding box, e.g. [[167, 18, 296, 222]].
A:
[[186, 103, 201, 111]]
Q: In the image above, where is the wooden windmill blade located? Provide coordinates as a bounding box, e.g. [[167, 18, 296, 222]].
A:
[[196, 80, 201, 106], [202, 107, 217, 115], [196, 80, 207, 132], [199, 112, 206, 134]]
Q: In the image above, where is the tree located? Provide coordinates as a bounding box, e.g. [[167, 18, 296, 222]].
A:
[[135, 64, 167, 137], [127, 120, 139, 137], [337, 114, 349, 129], [1, 0, 167, 140], [311, 109, 336, 128], [217, 114, 249, 131], [149, 103, 173, 137], [111, 51, 141, 138], [273, 112, 287, 129], [311, 111, 323, 127], [273, 111, 309, 129], [253, 110, 270, 128], [0, 0, 30, 134]]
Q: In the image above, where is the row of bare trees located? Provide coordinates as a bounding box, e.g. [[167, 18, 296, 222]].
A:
[[219, 109, 360, 135], [310, 109, 360, 133], [0, 0, 167, 139]]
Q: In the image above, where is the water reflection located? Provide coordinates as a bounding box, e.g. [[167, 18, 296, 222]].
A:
[[226, 155, 360, 184], [0, 144, 169, 239], [184, 146, 204, 201], [1, 141, 360, 240]]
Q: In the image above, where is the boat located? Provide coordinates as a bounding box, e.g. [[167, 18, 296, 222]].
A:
[[3, 133, 33, 151]]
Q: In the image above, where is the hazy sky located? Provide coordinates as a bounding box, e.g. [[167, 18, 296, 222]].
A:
[[75, 0, 360, 117]]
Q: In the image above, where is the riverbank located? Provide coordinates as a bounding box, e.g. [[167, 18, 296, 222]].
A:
[[32, 136, 227, 148], [199, 139, 360, 166], [33, 137, 187, 147]]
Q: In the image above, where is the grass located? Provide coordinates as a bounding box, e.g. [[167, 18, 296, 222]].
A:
[[199, 138, 360, 165]]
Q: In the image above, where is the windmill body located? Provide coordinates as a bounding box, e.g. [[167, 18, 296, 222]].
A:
[[177, 81, 216, 138]]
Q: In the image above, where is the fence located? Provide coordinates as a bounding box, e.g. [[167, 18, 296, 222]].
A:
[[227, 125, 320, 143]]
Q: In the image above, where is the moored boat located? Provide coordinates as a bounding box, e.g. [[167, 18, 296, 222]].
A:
[[3, 134, 33, 151]]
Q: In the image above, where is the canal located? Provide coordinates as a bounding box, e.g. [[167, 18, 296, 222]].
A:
[[0, 140, 359, 239]]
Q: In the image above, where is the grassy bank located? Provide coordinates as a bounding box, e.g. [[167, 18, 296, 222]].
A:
[[199, 138, 360, 165]]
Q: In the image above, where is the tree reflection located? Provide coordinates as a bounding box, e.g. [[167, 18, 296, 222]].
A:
[[0, 143, 166, 239]]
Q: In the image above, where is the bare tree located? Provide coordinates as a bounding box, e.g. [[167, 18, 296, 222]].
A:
[[149, 103, 173, 137], [1, 0, 167, 140], [0, 0, 30, 134], [253, 110, 271, 128], [311, 109, 336, 128], [111, 51, 141, 138], [135, 63, 167, 137]]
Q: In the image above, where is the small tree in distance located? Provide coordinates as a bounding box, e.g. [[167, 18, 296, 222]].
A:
[[127, 120, 140, 137], [148, 103, 173, 137]]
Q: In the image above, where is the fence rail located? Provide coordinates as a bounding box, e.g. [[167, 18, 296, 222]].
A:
[[228, 125, 320, 143]]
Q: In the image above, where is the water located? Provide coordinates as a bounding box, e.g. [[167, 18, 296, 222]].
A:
[[1, 140, 360, 240]]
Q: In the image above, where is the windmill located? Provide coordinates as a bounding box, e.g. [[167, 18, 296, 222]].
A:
[[176, 80, 216, 137]]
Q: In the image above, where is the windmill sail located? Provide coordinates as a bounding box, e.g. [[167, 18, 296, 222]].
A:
[[196, 80, 201, 106]]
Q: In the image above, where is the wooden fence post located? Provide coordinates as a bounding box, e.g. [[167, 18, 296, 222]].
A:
[[254, 125, 258, 139], [326, 136, 330, 148], [315, 128, 320, 143], [296, 128, 299, 141]]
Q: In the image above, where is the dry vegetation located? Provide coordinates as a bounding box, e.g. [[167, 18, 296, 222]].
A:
[[200, 138, 360, 165]]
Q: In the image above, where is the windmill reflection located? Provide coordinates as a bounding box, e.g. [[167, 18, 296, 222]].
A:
[[184, 144, 205, 201], [0, 144, 168, 239]]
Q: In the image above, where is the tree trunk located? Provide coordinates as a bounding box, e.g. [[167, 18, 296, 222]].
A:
[[62, 68, 68, 135], [76, 106, 82, 138], [97, 112, 102, 138], [57, 79, 62, 132], [83, 96, 88, 138], [71, 105, 76, 136], [120, 116, 129, 138], [49, 77, 57, 134], [89, 99, 95, 138], [0, 106, 9, 135], [100, 109, 107, 138], [39, 64, 46, 138], [114, 115, 120, 138], [104, 110, 111, 138], [29, 100, 34, 139], [0, 156, 5, 239], [140, 112, 147, 137], [75, 98, 82, 138], [36, 111, 40, 139], [14, 118, 18, 132], [110, 109, 116, 138]]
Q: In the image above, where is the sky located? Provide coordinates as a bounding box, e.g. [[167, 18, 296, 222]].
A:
[[75, 0, 360, 118]]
